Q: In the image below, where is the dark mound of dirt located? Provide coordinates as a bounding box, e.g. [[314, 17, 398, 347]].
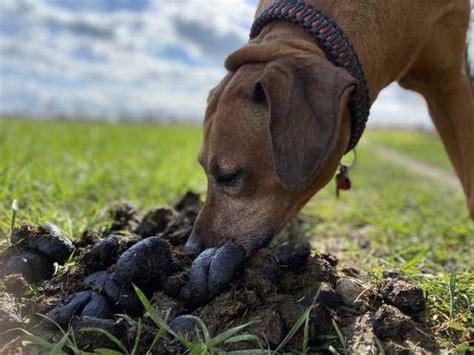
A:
[[10, 222, 75, 264], [0, 191, 437, 353]]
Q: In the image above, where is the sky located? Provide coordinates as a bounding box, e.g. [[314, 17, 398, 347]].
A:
[[0, 0, 472, 126]]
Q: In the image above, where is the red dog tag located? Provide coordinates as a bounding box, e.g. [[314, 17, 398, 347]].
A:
[[336, 165, 351, 198]]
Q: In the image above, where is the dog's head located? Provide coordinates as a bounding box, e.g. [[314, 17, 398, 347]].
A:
[[185, 44, 356, 255]]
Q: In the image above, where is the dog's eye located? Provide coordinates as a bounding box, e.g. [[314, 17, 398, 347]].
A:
[[216, 169, 243, 187]]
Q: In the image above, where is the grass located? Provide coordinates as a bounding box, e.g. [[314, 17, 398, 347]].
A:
[[0, 119, 205, 237], [364, 128, 454, 172], [1, 118, 473, 352]]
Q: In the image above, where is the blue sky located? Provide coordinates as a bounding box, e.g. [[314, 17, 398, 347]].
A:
[[0, 0, 470, 126]]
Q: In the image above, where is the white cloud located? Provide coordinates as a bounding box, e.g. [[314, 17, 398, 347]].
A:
[[369, 83, 433, 128], [0, 0, 255, 119], [0, 0, 460, 127]]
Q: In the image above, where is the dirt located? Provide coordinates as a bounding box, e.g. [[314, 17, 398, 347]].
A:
[[0, 191, 439, 353]]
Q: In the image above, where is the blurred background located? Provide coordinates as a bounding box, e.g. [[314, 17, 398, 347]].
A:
[[0, 0, 472, 125]]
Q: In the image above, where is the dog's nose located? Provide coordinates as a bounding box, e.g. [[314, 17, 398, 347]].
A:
[[185, 232, 204, 255]]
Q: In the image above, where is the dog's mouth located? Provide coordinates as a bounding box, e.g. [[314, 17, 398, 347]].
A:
[[245, 232, 275, 257]]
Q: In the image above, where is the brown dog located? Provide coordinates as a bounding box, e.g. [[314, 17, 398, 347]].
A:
[[185, 0, 474, 255]]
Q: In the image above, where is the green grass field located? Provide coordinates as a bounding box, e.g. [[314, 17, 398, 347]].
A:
[[364, 129, 454, 172], [0, 118, 472, 352]]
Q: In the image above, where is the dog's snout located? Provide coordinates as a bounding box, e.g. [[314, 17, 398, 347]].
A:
[[185, 231, 204, 254]]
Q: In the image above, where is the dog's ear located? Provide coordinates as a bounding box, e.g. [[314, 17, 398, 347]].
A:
[[258, 56, 356, 192]]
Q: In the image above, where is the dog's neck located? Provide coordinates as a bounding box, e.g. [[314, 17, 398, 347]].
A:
[[254, 0, 410, 102]]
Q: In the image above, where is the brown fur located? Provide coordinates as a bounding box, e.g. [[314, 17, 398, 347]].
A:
[[186, 0, 474, 255]]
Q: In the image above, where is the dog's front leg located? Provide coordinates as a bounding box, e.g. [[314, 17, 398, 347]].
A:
[[398, 7, 474, 220]]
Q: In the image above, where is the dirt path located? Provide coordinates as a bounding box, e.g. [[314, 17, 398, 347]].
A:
[[365, 142, 462, 192]]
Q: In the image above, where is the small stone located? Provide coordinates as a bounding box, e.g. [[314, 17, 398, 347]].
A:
[[382, 278, 425, 315], [335, 278, 367, 307]]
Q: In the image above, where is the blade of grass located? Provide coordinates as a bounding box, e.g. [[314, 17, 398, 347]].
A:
[[80, 327, 129, 355], [274, 286, 322, 353], [274, 308, 311, 353], [189, 344, 209, 355], [224, 333, 261, 345], [133, 284, 194, 349], [133, 285, 178, 338], [225, 333, 265, 352], [225, 350, 269, 354], [35, 312, 67, 335], [331, 318, 347, 353], [131, 318, 142, 355], [95, 349, 125, 355], [5, 328, 54, 350], [206, 321, 258, 348], [303, 308, 311, 354], [8, 199, 18, 246], [374, 336, 386, 355], [181, 314, 211, 343], [50, 330, 71, 355], [64, 328, 82, 355], [449, 272, 456, 319], [116, 313, 138, 327], [146, 325, 167, 355], [401, 249, 427, 271]]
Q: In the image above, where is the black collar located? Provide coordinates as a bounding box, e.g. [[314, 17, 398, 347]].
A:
[[250, 0, 370, 152]]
